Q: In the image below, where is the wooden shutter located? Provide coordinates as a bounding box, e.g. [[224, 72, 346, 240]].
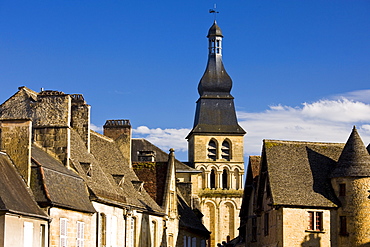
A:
[[23, 222, 34, 247], [77, 221, 84, 247], [60, 218, 68, 247]]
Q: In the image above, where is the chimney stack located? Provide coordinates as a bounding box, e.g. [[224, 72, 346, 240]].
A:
[[103, 120, 132, 162]]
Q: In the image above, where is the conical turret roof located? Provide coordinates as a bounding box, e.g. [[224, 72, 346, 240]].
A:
[[331, 126, 370, 178]]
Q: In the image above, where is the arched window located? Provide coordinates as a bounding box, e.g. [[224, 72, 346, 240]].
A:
[[210, 169, 216, 189], [221, 140, 231, 160], [208, 140, 217, 161], [222, 169, 229, 189]]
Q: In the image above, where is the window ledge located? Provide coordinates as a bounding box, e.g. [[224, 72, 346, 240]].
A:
[[305, 230, 326, 234]]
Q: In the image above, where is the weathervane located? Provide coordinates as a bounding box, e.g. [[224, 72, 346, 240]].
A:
[[209, 4, 219, 20]]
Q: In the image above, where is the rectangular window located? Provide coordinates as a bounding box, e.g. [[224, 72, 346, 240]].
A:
[[192, 237, 196, 246], [111, 216, 117, 247], [40, 224, 46, 247], [308, 211, 323, 231], [100, 213, 106, 247], [251, 216, 257, 242], [264, 213, 269, 236], [340, 216, 348, 236], [168, 234, 174, 247], [24, 222, 34, 247], [200, 239, 206, 247], [60, 218, 68, 247], [131, 217, 136, 247], [77, 221, 84, 247], [339, 183, 346, 196]]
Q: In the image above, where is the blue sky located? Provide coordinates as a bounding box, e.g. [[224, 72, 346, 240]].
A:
[[1, 1, 370, 161]]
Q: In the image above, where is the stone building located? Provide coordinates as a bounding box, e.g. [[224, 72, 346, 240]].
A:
[[131, 138, 210, 246], [186, 21, 245, 246], [0, 86, 211, 247], [0, 151, 49, 247], [240, 127, 370, 247], [0, 87, 167, 246]]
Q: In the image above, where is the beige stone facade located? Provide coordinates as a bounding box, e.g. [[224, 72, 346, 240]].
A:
[[189, 134, 244, 246], [0, 214, 48, 247], [242, 129, 370, 247]]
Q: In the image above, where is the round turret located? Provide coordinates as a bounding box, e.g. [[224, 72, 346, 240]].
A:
[[331, 127, 370, 246]]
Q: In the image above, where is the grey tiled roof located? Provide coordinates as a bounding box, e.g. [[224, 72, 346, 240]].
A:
[[261, 139, 344, 208], [31, 145, 95, 213], [132, 138, 197, 172], [89, 132, 164, 214], [0, 152, 48, 219], [177, 192, 210, 236]]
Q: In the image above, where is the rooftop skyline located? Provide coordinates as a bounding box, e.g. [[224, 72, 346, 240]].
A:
[[1, 1, 370, 160]]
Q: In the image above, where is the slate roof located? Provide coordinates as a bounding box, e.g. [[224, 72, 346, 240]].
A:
[[188, 21, 245, 136], [260, 139, 345, 208], [31, 145, 95, 213], [89, 131, 164, 214], [240, 156, 261, 218], [177, 192, 210, 236], [132, 138, 198, 173], [0, 152, 48, 219], [207, 20, 223, 38], [331, 127, 370, 177]]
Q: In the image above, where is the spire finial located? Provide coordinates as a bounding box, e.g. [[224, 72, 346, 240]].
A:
[[209, 4, 219, 20]]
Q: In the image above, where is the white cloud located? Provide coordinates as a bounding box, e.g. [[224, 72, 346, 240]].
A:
[[330, 89, 370, 103], [133, 127, 190, 154], [239, 98, 370, 156], [92, 90, 370, 161], [90, 123, 103, 132]]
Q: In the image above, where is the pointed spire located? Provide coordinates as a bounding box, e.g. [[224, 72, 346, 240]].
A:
[[331, 126, 370, 177], [187, 21, 245, 136], [198, 21, 232, 97]]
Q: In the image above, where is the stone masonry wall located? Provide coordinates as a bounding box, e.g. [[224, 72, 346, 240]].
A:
[[332, 177, 370, 247], [70, 95, 90, 151], [0, 120, 32, 185], [49, 207, 94, 247], [34, 127, 70, 167], [33, 92, 71, 127]]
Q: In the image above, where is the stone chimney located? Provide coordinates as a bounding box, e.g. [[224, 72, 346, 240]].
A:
[[0, 119, 32, 186], [33, 90, 71, 168], [70, 94, 91, 152], [103, 119, 132, 162]]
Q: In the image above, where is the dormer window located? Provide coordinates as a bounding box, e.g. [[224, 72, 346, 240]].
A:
[[80, 162, 92, 177], [112, 174, 125, 187], [138, 150, 155, 162]]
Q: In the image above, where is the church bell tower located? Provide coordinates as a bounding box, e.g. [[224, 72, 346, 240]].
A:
[[187, 21, 246, 246]]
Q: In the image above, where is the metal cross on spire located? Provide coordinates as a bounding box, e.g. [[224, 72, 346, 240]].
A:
[[209, 4, 219, 20]]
